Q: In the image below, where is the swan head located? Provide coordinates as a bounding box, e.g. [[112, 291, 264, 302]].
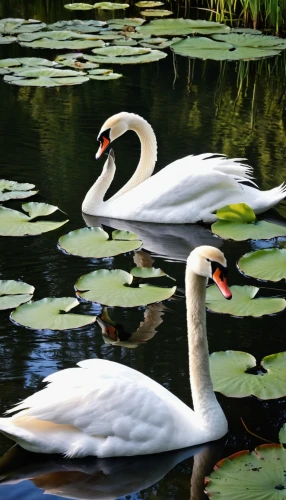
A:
[[96, 112, 130, 159], [188, 246, 232, 300]]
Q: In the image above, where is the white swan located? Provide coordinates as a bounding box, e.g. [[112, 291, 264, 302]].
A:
[[0, 246, 231, 458], [82, 112, 286, 223]]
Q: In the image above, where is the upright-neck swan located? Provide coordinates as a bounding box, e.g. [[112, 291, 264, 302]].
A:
[[0, 246, 231, 458], [82, 112, 285, 223]]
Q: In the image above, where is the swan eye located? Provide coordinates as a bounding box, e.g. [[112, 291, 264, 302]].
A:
[[206, 258, 211, 262]]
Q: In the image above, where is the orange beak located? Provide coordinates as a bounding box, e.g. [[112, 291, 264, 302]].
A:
[[212, 267, 232, 300], [96, 136, 110, 160]]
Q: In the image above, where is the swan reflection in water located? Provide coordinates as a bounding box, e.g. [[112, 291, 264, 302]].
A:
[[82, 214, 221, 262], [98, 303, 166, 349], [0, 440, 223, 500]]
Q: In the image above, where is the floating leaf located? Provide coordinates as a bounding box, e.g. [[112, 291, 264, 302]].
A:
[[141, 9, 173, 16], [0, 19, 46, 34], [17, 30, 104, 42], [58, 227, 141, 258], [279, 424, 286, 444], [0, 35, 16, 44], [0, 57, 55, 68], [216, 203, 256, 222], [11, 297, 96, 330], [19, 38, 105, 49], [48, 20, 106, 32], [0, 179, 37, 201], [0, 18, 24, 34], [212, 32, 286, 49], [93, 2, 129, 8], [210, 351, 286, 399], [4, 66, 89, 87], [140, 37, 177, 48], [171, 36, 280, 60], [90, 46, 166, 63], [107, 17, 145, 26], [56, 56, 99, 70], [211, 219, 286, 241], [75, 269, 176, 307], [136, 1, 164, 6], [0, 280, 34, 310], [231, 27, 262, 34], [130, 267, 170, 279], [238, 248, 286, 282], [88, 72, 122, 79], [0, 203, 68, 236], [205, 444, 286, 499], [137, 18, 230, 36], [64, 3, 95, 9], [206, 285, 286, 317], [113, 38, 137, 46]]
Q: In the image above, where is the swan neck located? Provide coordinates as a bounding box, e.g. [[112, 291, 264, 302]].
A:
[[111, 114, 157, 199], [82, 159, 115, 214], [186, 268, 222, 426]]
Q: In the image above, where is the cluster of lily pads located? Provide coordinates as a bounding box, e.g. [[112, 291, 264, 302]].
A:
[[1, 15, 286, 87]]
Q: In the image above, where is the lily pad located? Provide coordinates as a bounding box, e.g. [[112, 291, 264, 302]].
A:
[[212, 32, 286, 49], [56, 56, 99, 70], [0, 19, 46, 34], [48, 20, 106, 32], [137, 18, 230, 36], [4, 67, 89, 87], [130, 267, 173, 279], [206, 285, 286, 317], [113, 38, 137, 46], [171, 36, 280, 61], [279, 424, 286, 444], [210, 351, 286, 399], [136, 1, 164, 6], [141, 9, 173, 16], [64, 3, 95, 9], [216, 203, 256, 222], [238, 249, 286, 282], [88, 72, 122, 80], [108, 18, 145, 26], [90, 46, 167, 63], [11, 297, 96, 330], [19, 38, 105, 49], [17, 30, 104, 42], [0, 280, 34, 310], [0, 35, 16, 44], [205, 444, 286, 499], [0, 202, 68, 236], [93, 2, 129, 8], [0, 179, 38, 202], [75, 269, 176, 307], [0, 57, 55, 68], [140, 37, 177, 48], [211, 220, 286, 241], [58, 227, 141, 258]]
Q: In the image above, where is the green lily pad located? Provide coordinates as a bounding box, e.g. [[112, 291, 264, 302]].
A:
[[75, 269, 176, 307], [211, 220, 286, 241], [212, 32, 286, 49], [90, 46, 166, 63], [107, 18, 145, 26], [279, 424, 286, 444], [0, 35, 16, 44], [141, 9, 173, 16], [136, 1, 164, 6], [171, 36, 280, 60], [0, 179, 38, 202], [130, 267, 173, 279], [113, 38, 137, 46], [238, 249, 286, 282], [88, 72, 122, 80], [205, 444, 286, 499], [216, 203, 256, 222], [19, 38, 105, 49], [0, 19, 46, 34], [231, 27, 262, 34], [0, 18, 24, 34], [210, 351, 286, 399], [93, 2, 129, 8], [137, 18, 230, 36], [48, 20, 106, 32], [0, 202, 68, 236], [58, 227, 141, 258], [0, 57, 55, 68], [0, 280, 34, 310], [140, 37, 178, 48], [17, 30, 104, 42], [56, 56, 99, 70], [4, 66, 89, 87], [64, 3, 95, 9], [206, 285, 286, 317], [11, 297, 96, 330]]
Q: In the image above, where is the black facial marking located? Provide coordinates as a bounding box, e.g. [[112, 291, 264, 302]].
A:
[[97, 128, 111, 144], [211, 261, 228, 279]]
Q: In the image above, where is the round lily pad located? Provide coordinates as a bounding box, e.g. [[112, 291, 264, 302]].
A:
[[64, 3, 95, 9], [19, 38, 105, 49], [0, 202, 68, 236], [17, 30, 104, 42], [48, 20, 106, 32], [0, 35, 16, 44], [88, 72, 122, 80], [0, 179, 38, 202], [0, 57, 55, 68], [4, 66, 89, 87], [90, 46, 167, 64], [108, 18, 145, 26], [137, 18, 230, 36], [58, 227, 141, 258], [212, 32, 286, 49], [238, 248, 286, 282], [130, 267, 173, 279], [210, 350, 286, 399], [205, 444, 286, 499], [75, 269, 176, 307], [206, 285, 286, 317], [136, 1, 164, 6], [93, 2, 129, 8], [216, 203, 256, 222], [0, 280, 34, 310], [211, 219, 286, 241], [141, 9, 173, 16], [11, 297, 96, 330]]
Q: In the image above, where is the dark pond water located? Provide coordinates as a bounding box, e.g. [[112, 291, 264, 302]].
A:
[[0, 1, 286, 498]]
